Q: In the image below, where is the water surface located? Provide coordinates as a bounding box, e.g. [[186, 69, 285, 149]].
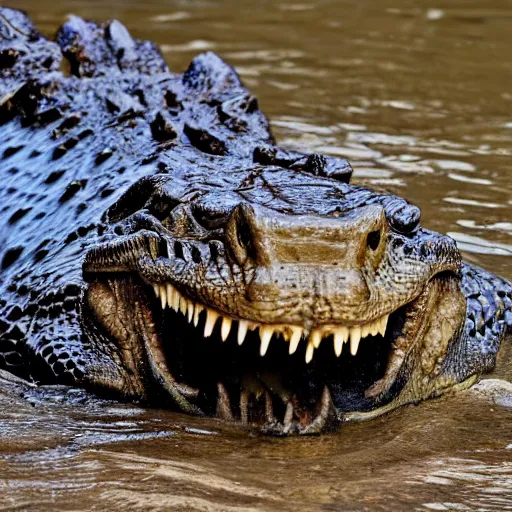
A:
[[2, 1, 512, 510]]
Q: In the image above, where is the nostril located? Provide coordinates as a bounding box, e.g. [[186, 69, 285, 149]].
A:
[[232, 214, 256, 266], [367, 230, 381, 251], [226, 206, 255, 266], [226, 203, 261, 267], [237, 218, 253, 254]]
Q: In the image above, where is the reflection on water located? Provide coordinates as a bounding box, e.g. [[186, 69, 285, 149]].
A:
[[1, 374, 511, 511], [448, 232, 512, 256], [2, 0, 512, 510]]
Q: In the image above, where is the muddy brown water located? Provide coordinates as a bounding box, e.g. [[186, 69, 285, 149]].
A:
[[1, 1, 512, 510]]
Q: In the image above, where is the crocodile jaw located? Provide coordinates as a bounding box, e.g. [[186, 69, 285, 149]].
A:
[[84, 272, 465, 435]]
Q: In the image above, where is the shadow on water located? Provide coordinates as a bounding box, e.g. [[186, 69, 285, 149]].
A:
[[1, 0, 512, 510]]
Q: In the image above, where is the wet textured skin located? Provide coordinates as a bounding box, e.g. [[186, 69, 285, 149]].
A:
[[0, 9, 511, 433]]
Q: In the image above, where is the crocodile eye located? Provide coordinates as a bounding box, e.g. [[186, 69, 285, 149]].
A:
[[367, 230, 381, 251], [149, 200, 173, 221], [192, 206, 228, 230]]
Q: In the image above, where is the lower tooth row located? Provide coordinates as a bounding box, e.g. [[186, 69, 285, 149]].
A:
[[154, 284, 389, 364]]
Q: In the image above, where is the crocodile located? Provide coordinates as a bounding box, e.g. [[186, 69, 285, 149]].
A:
[[0, 8, 511, 435]]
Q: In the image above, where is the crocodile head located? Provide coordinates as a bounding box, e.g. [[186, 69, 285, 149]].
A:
[[83, 165, 464, 434]]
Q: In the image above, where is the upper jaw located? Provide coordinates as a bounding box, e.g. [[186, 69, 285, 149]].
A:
[[152, 281, 393, 364], [83, 224, 461, 321]]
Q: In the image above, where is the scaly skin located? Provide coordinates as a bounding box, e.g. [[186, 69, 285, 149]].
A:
[[0, 9, 510, 434]]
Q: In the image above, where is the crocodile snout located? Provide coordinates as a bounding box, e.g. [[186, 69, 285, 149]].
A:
[[226, 203, 387, 313]]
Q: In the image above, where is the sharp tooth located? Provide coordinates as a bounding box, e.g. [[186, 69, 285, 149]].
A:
[[179, 296, 188, 316], [259, 325, 274, 356], [264, 390, 274, 423], [350, 326, 362, 356], [333, 326, 349, 357], [378, 315, 389, 337], [238, 320, 249, 345], [311, 329, 322, 349], [170, 289, 179, 311], [289, 326, 302, 355], [159, 286, 167, 309], [193, 304, 204, 327], [216, 382, 234, 421], [283, 400, 294, 426], [204, 309, 219, 337], [166, 284, 174, 309], [361, 324, 372, 339], [370, 320, 379, 337], [187, 302, 194, 323], [153, 284, 159, 298], [240, 390, 249, 424], [305, 341, 314, 364], [221, 316, 232, 341]]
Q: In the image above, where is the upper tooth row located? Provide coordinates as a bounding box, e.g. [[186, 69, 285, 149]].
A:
[[153, 284, 389, 364]]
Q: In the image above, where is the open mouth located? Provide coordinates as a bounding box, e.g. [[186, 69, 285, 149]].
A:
[[153, 282, 390, 362], [152, 281, 398, 435], [83, 200, 463, 435], [85, 272, 447, 435]]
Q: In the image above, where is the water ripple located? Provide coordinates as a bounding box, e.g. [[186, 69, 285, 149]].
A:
[[448, 232, 512, 256]]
